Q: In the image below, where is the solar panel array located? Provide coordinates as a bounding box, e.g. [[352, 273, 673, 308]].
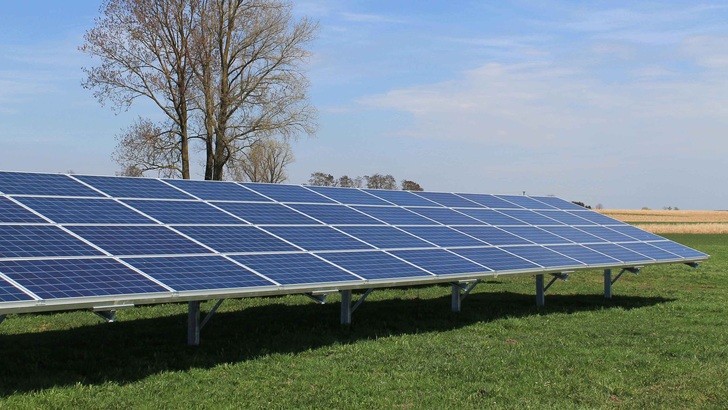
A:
[[0, 171, 708, 315]]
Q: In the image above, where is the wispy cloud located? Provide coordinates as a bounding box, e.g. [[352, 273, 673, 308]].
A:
[[339, 12, 408, 25]]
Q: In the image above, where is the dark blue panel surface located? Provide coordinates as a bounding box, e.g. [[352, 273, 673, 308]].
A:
[[619, 242, 682, 260], [400, 226, 487, 247], [456, 193, 523, 209], [334, 226, 435, 249], [499, 210, 564, 226], [69, 225, 213, 256], [534, 210, 597, 225], [0, 258, 168, 299], [242, 183, 334, 204], [454, 226, 533, 246], [353, 206, 439, 225], [214, 202, 319, 225], [305, 186, 391, 205], [17, 197, 154, 224], [0, 172, 104, 197], [497, 195, 557, 210], [363, 190, 441, 207], [75, 175, 193, 199], [288, 204, 383, 225], [389, 249, 491, 275], [567, 211, 626, 225], [452, 247, 540, 271], [578, 226, 639, 242], [262, 226, 372, 251], [545, 245, 621, 265], [608, 225, 666, 241], [585, 243, 653, 263], [530, 196, 587, 210], [123, 256, 274, 291], [0, 279, 33, 302], [0, 225, 104, 258], [405, 207, 485, 225], [165, 179, 270, 202], [501, 226, 573, 244], [540, 226, 608, 243], [505, 246, 582, 268], [318, 251, 431, 280], [175, 225, 299, 253], [457, 209, 527, 225], [230, 253, 360, 285], [413, 192, 483, 208], [0, 197, 46, 223], [647, 241, 708, 259], [122, 200, 244, 224]]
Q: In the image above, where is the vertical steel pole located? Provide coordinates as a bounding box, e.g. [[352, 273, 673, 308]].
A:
[[188, 301, 201, 346], [536, 274, 545, 307], [451, 284, 462, 312], [340, 290, 352, 325], [604, 269, 612, 299]]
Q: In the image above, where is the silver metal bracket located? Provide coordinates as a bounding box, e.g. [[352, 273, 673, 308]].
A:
[[304, 293, 328, 304], [451, 280, 480, 312], [685, 262, 700, 269], [340, 288, 374, 325], [536, 272, 571, 307], [92, 310, 117, 323], [187, 299, 225, 346]]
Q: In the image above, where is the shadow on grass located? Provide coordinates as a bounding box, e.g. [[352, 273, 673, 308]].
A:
[[0, 290, 672, 396]]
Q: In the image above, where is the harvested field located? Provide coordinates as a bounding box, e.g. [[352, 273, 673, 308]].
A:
[[598, 209, 728, 234]]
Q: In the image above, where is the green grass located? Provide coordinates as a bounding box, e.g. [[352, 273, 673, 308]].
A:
[[1, 234, 726, 409]]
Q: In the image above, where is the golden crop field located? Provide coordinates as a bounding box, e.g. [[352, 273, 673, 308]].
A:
[[598, 209, 728, 234]]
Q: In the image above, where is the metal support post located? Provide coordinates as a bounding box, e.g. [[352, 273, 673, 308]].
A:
[[536, 274, 545, 307], [451, 280, 480, 312], [340, 290, 352, 325], [93, 310, 117, 322], [188, 301, 201, 346], [304, 293, 328, 304], [604, 269, 612, 299]]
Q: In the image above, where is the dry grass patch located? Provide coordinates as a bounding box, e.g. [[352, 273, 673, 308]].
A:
[[633, 223, 728, 234], [597, 209, 728, 234]]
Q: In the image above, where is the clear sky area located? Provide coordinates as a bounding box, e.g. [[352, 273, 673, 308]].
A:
[[1, 1, 727, 209]]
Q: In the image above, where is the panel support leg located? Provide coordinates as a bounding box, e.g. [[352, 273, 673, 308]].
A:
[[604, 269, 612, 299], [340, 289, 373, 325], [188, 301, 201, 346], [451, 280, 480, 312], [536, 274, 545, 307], [93, 310, 117, 322]]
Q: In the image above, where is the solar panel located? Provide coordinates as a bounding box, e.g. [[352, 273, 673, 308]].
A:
[[121, 200, 244, 225], [305, 186, 391, 205], [388, 249, 491, 275], [318, 251, 432, 280], [454, 226, 533, 246], [412, 192, 483, 208], [648, 241, 707, 259], [353, 206, 439, 225], [213, 202, 319, 225], [497, 195, 557, 210], [399, 226, 487, 247], [568, 211, 626, 225], [456, 193, 523, 209], [15, 197, 154, 224], [334, 226, 435, 249], [287, 204, 383, 225], [262, 226, 373, 251], [540, 226, 608, 243], [74, 175, 193, 199], [577, 226, 638, 243], [530, 196, 586, 210], [0, 172, 104, 197], [363, 189, 441, 207], [242, 183, 334, 204], [618, 242, 682, 261], [451, 247, 541, 271], [500, 226, 573, 244], [0, 279, 33, 302], [457, 209, 528, 225], [230, 253, 360, 285], [68, 225, 214, 256], [0, 197, 46, 223], [545, 244, 621, 265], [584, 243, 652, 263], [174, 225, 299, 253], [533, 210, 597, 225], [499, 209, 565, 226], [405, 207, 485, 225], [505, 246, 582, 268], [0, 225, 104, 258], [165, 179, 270, 202]]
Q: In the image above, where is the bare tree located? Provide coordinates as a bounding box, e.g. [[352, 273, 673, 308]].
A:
[[337, 175, 363, 188], [112, 117, 183, 177], [228, 138, 293, 182], [308, 172, 336, 186], [365, 174, 397, 190], [401, 180, 423, 191]]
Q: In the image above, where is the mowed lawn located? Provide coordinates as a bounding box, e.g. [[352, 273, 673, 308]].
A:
[[0, 235, 725, 409]]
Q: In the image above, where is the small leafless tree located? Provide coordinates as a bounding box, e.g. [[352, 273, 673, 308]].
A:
[[308, 172, 336, 186], [228, 138, 293, 183], [401, 180, 423, 191], [337, 175, 363, 188], [365, 174, 397, 190]]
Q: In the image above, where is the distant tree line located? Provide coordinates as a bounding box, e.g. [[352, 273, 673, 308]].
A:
[[308, 172, 424, 191]]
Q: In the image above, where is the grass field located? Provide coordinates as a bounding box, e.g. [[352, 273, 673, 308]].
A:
[[599, 209, 728, 234], [1, 234, 726, 409]]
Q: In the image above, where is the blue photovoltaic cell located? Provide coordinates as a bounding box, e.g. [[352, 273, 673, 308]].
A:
[[0, 279, 33, 302], [318, 251, 431, 280], [500, 226, 573, 244], [647, 241, 708, 259], [413, 192, 483, 208], [0, 225, 104, 258], [497, 195, 557, 210], [123, 256, 275, 291], [0, 197, 46, 223], [363, 189, 441, 207], [230, 253, 360, 285], [0, 172, 104, 197], [164, 179, 270, 202], [122, 200, 244, 224], [540, 226, 608, 243], [454, 226, 533, 246], [69, 225, 213, 256], [389, 249, 491, 275], [618, 242, 682, 261], [533, 210, 597, 225], [352, 206, 439, 225], [16, 197, 154, 224], [457, 209, 528, 225], [452, 247, 540, 271], [499, 210, 564, 226], [305, 186, 391, 205], [567, 211, 626, 225], [75, 175, 193, 199], [242, 183, 334, 204], [288, 204, 383, 225], [607, 225, 666, 242], [545, 245, 621, 265], [334, 226, 435, 249], [262, 226, 372, 251], [405, 207, 485, 225], [213, 202, 319, 225], [174, 225, 299, 253], [457, 193, 523, 209], [505, 246, 583, 268], [577, 226, 638, 242], [584, 243, 653, 263], [400, 226, 487, 247], [530, 196, 587, 210], [0, 258, 168, 299]]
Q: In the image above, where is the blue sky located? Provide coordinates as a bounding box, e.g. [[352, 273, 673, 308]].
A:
[[1, 1, 727, 209]]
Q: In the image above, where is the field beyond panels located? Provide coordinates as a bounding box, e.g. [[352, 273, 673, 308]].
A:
[[598, 209, 728, 234]]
